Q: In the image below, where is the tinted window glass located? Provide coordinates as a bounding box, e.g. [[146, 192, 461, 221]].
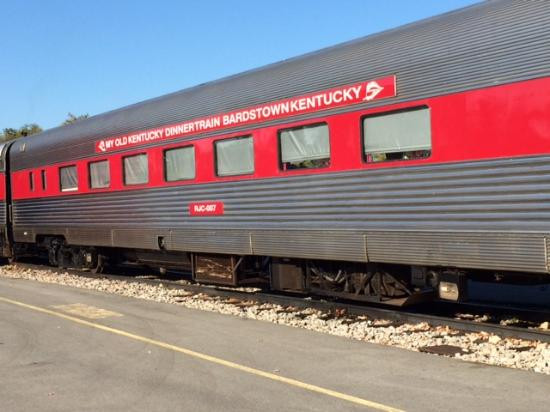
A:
[[29, 172, 34, 191], [41, 170, 47, 190], [89, 160, 110, 189], [164, 146, 195, 182], [60, 166, 78, 191], [215, 136, 254, 176], [123, 154, 148, 185], [280, 123, 330, 170], [363, 107, 431, 163]]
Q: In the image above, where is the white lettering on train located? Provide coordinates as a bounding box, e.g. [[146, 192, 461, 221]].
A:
[[193, 204, 217, 213], [96, 76, 396, 153]]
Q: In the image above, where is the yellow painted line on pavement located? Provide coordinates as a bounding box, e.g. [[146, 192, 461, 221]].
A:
[[0, 295, 404, 412]]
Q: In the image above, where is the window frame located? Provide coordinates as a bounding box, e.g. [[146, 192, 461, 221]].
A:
[[214, 135, 255, 177], [0, 143, 6, 172], [277, 121, 331, 171], [163, 145, 196, 182], [361, 105, 432, 164], [122, 153, 149, 186], [41, 170, 47, 191], [59, 165, 78, 192], [29, 171, 34, 192], [88, 159, 111, 190]]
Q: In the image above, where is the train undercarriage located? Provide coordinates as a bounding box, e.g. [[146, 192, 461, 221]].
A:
[[7, 235, 550, 307]]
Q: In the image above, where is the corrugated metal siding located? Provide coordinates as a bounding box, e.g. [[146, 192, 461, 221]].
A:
[[251, 230, 367, 262], [0, 202, 6, 225], [14, 228, 34, 243], [66, 227, 112, 246], [171, 229, 252, 255], [12, 155, 550, 272], [11, 0, 550, 170], [112, 228, 171, 250], [366, 231, 546, 273]]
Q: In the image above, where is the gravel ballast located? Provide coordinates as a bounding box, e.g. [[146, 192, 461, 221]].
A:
[[1, 264, 549, 375]]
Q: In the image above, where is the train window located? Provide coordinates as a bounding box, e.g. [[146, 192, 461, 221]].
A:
[[164, 146, 195, 182], [41, 170, 47, 190], [363, 107, 431, 163], [123, 153, 148, 185], [29, 172, 34, 192], [279, 123, 330, 170], [215, 136, 254, 176], [59, 165, 78, 192], [89, 160, 110, 189]]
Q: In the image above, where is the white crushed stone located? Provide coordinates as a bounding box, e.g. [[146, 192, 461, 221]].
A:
[[1, 264, 549, 375]]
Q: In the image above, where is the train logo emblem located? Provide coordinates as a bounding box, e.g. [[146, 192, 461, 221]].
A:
[[97, 140, 106, 152], [363, 81, 384, 101]]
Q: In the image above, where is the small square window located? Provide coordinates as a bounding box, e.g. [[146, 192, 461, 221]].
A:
[[215, 136, 254, 177], [164, 146, 195, 182], [123, 154, 148, 185], [279, 123, 330, 170], [59, 166, 78, 192], [89, 160, 110, 189]]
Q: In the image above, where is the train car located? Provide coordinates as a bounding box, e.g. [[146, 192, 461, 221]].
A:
[[5, 0, 550, 305], [0, 143, 10, 258]]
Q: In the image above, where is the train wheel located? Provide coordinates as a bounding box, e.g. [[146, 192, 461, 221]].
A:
[[56, 248, 67, 270], [91, 254, 106, 274]]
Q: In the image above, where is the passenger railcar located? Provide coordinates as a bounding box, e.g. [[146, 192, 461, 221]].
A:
[[2, 0, 550, 304]]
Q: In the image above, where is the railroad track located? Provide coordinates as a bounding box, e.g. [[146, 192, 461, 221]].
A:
[[10, 261, 550, 343]]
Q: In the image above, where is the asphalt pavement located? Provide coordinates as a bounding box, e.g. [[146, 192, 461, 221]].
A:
[[0, 277, 548, 412]]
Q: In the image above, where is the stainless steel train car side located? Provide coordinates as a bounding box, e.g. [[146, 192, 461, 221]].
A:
[[6, 1, 550, 304]]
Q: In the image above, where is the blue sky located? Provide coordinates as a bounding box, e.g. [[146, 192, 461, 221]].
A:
[[1, 0, 479, 131]]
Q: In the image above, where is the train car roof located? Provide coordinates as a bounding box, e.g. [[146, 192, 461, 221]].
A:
[[10, 0, 550, 170]]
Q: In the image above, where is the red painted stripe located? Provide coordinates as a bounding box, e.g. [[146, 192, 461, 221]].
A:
[[11, 76, 550, 201], [0, 172, 5, 201]]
